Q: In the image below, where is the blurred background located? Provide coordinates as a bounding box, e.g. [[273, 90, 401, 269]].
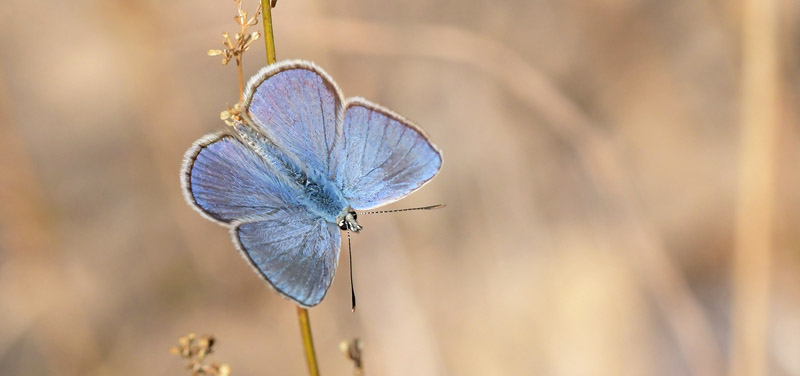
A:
[[1, 0, 799, 375]]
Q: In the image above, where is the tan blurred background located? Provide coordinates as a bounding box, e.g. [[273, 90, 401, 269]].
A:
[[1, 0, 799, 375]]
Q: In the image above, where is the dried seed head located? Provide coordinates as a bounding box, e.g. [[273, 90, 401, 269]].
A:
[[171, 333, 230, 376], [340, 338, 364, 374], [208, 1, 262, 65], [220, 103, 245, 127]]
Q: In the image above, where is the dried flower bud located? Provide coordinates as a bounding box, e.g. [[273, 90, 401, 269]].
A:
[[340, 338, 364, 374], [171, 333, 229, 375]]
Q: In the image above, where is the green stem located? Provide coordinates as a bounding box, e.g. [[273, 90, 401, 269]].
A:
[[296, 306, 320, 376], [261, 0, 277, 64], [259, 2, 320, 375]]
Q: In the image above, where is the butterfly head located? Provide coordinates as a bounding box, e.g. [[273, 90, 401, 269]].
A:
[[337, 207, 362, 233]]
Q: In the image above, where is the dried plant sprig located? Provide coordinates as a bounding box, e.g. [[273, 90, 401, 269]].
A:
[[208, 0, 263, 101], [220, 103, 245, 127], [206, 18, 261, 65], [170, 333, 232, 376], [339, 338, 364, 376]]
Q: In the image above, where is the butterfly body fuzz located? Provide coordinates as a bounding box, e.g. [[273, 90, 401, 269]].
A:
[[234, 120, 353, 226]]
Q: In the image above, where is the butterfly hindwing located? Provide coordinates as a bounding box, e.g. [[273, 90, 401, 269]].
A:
[[335, 98, 442, 210], [233, 207, 341, 307]]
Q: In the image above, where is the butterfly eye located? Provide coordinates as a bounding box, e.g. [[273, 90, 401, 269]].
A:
[[338, 220, 347, 230], [352, 212, 357, 220]]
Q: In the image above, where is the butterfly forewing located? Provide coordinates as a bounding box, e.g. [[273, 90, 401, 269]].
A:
[[243, 61, 344, 179], [181, 133, 301, 224], [335, 99, 442, 210]]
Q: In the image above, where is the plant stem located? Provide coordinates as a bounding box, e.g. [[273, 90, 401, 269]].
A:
[[259, 2, 321, 375], [236, 57, 244, 100], [261, 0, 277, 64], [730, 0, 778, 375], [236, 9, 248, 101], [296, 306, 320, 376]]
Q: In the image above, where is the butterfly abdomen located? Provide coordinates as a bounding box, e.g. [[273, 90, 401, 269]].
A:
[[233, 120, 348, 225]]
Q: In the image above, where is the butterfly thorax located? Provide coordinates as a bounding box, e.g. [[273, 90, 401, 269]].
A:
[[300, 168, 349, 223], [233, 121, 360, 231], [301, 169, 361, 232]]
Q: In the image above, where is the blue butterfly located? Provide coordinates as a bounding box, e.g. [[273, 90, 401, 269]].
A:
[[181, 60, 442, 307]]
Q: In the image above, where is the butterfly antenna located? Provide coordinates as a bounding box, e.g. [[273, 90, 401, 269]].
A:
[[348, 230, 356, 312], [358, 204, 446, 215]]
